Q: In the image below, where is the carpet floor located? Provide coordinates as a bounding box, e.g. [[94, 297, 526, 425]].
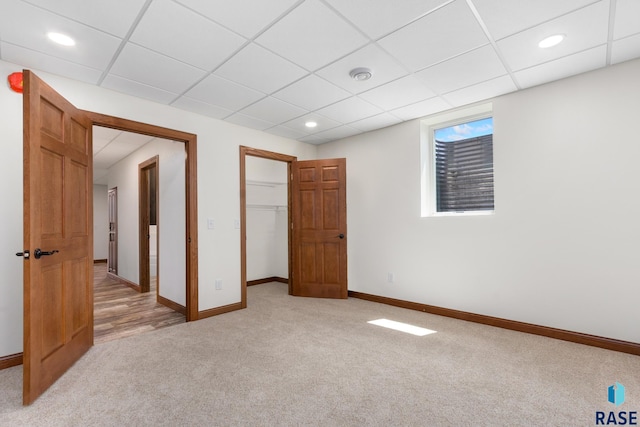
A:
[[0, 282, 638, 426]]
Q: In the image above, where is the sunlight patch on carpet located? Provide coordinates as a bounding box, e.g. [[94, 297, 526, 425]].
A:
[[367, 319, 437, 336]]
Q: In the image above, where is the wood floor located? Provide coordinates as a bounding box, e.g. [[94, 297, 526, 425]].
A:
[[93, 263, 185, 344]]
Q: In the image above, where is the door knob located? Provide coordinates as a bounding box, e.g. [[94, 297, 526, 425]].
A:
[[34, 248, 59, 259]]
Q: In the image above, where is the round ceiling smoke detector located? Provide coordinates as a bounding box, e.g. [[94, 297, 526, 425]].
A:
[[349, 67, 372, 81]]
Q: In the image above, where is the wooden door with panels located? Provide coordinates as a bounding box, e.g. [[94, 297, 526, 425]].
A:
[[291, 158, 347, 299], [240, 147, 347, 303], [21, 70, 94, 405]]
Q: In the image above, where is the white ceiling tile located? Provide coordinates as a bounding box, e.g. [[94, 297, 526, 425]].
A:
[[108, 43, 206, 94], [92, 127, 120, 153], [272, 75, 350, 111], [299, 135, 331, 145], [281, 113, 342, 135], [611, 34, 640, 65], [215, 43, 307, 93], [101, 74, 179, 104], [0, 1, 122, 69], [496, 1, 609, 71], [378, 0, 488, 72], [282, 115, 341, 135], [184, 73, 265, 111], [442, 75, 517, 107], [324, 0, 452, 40], [515, 45, 606, 89], [308, 125, 361, 142], [171, 96, 233, 120], [240, 97, 307, 124], [174, 0, 300, 38], [359, 75, 436, 110], [0, 42, 102, 84], [315, 43, 409, 94], [613, 0, 640, 40], [349, 113, 403, 132], [24, 0, 148, 37], [415, 45, 507, 94], [316, 97, 383, 124], [391, 97, 452, 121], [225, 113, 275, 131], [471, 0, 597, 40], [265, 126, 309, 140], [130, 0, 246, 71], [255, 0, 368, 71]]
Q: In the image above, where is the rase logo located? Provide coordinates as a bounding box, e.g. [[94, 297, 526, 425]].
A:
[[596, 382, 637, 425]]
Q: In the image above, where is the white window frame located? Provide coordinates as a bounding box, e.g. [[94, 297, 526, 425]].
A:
[[420, 103, 494, 217]]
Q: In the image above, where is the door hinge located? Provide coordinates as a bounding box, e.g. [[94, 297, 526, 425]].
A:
[[290, 173, 293, 181]]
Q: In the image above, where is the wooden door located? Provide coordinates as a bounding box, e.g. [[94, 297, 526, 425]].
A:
[[22, 70, 93, 405], [108, 187, 117, 274], [291, 158, 347, 298]]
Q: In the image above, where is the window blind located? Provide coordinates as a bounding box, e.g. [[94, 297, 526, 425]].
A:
[[435, 134, 494, 212]]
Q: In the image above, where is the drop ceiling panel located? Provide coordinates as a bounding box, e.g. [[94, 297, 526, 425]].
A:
[[496, 1, 609, 72], [471, 0, 598, 40], [391, 96, 452, 121], [282, 113, 342, 135], [101, 74, 179, 104], [316, 96, 383, 124], [239, 97, 307, 125], [255, 0, 369, 71], [443, 75, 517, 107], [316, 44, 409, 94], [171, 96, 233, 120], [130, 0, 246, 71], [611, 34, 640, 65], [272, 75, 350, 111], [349, 113, 402, 132], [214, 43, 307, 94], [174, 0, 300, 38], [24, 0, 148, 38], [415, 45, 507, 95], [0, 1, 122, 70], [613, 0, 640, 40], [0, 42, 102, 84], [308, 125, 361, 141], [324, 0, 452, 40], [184, 73, 265, 111], [514, 45, 606, 89], [378, 0, 488, 72], [265, 126, 309, 140], [224, 113, 275, 131], [108, 43, 207, 94], [359, 75, 436, 110]]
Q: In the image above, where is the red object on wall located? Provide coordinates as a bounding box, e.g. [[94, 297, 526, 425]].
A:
[[8, 72, 23, 93]]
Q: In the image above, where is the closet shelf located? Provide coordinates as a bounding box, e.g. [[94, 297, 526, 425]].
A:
[[246, 180, 287, 187], [247, 204, 287, 211]]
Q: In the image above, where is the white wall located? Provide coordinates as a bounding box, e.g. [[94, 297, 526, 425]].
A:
[[0, 61, 24, 357], [93, 185, 109, 261], [107, 138, 186, 305], [318, 58, 640, 344], [0, 59, 317, 358], [245, 156, 288, 280]]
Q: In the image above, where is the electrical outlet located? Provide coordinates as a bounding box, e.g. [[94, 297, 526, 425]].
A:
[[387, 273, 395, 283], [215, 279, 222, 290]]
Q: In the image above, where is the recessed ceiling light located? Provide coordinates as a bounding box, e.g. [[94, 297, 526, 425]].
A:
[[538, 34, 565, 49], [47, 32, 76, 46], [305, 121, 318, 128], [349, 67, 372, 81]]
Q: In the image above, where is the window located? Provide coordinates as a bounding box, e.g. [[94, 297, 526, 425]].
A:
[[420, 104, 494, 216]]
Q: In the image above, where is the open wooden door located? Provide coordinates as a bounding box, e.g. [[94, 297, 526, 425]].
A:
[[291, 158, 347, 298], [22, 70, 93, 405]]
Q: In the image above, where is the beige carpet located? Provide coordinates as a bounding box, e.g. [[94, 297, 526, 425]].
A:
[[1, 282, 638, 426]]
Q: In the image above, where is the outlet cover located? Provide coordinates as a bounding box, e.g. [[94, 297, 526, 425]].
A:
[[215, 279, 222, 290]]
